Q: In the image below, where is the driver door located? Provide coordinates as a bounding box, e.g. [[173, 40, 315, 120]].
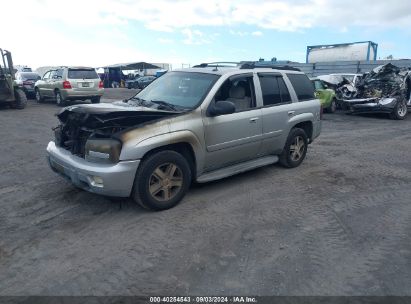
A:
[[202, 74, 263, 171], [39, 71, 52, 97]]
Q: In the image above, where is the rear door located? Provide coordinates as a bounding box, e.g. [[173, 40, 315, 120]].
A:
[[67, 68, 99, 93], [257, 73, 296, 155], [49, 69, 64, 92]]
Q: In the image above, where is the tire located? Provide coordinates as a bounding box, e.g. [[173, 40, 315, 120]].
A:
[[132, 150, 192, 211], [389, 99, 407, 120], [133, 82, 139, 89], [35, 88, 43, 102], [91, 96, 101, 103], [55, 90, 66, 107], [279, 128, 308, 168], [327, 98, 337, 113], [12, 88, 27, 109]]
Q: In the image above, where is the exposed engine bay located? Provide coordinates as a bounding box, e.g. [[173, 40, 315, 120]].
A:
[[54, 102, 179, 158]]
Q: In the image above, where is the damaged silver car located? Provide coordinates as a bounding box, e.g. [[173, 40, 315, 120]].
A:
[[47, 63, 321, 210], [341, 64, 411, 119]]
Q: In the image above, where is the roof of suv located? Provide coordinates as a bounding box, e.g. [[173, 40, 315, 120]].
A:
[[174, 66, 304, 76]]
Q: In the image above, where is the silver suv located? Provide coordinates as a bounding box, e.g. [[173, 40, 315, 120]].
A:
[[47, 63, 321, 210], [35, 67, 104, 106]]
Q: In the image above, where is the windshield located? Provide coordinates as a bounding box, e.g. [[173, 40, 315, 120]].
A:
[[340, 75, 355, 82], [132, 71, 219, 110], [68, 69, 99, 79]]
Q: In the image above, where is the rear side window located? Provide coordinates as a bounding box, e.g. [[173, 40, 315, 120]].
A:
[[287, 74, 315, 101], [68, 69, 98, 79], [259, 74, 291, 106]]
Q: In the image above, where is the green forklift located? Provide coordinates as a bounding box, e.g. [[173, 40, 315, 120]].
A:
[[0, 49, 27, 109]]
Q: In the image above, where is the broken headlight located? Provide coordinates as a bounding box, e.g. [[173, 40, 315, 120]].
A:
[[85, 139, 122, 164]]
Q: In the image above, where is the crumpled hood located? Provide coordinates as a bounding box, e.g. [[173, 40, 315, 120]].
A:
[[58, 101, 175, 116], [56, 101, 179, 125]]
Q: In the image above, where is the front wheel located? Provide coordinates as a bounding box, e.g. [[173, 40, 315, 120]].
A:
[[55, 91, 66, 107], [132, 151, 192, 211], [279, 128, 308, 168], [12, 88, 27, 109], [390, 99, 407, 120], [327, 98, 337, 113], [35, 88, 43, 102]]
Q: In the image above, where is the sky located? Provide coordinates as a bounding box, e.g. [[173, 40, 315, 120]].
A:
[[2, 0, 411, 70]]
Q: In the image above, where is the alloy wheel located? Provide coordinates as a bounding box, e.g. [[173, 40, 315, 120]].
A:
[[397, 101, 407, 117], [289, 136, 305, 162], [149, 163, 183, 202], [56, 93, 61, 105], [35, 90, 41, 102]]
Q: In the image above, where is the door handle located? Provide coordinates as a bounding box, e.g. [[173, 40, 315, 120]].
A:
[[249, 117, 259, 123], [288, 111, 296, 116]]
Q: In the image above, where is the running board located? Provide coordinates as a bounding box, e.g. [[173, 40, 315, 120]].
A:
[[196, 155, 279, 183]]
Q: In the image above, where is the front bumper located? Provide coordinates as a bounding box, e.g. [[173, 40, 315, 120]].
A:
[[343, 97, 397, 114], [22, 87, 35, 94], [47, 141, 140, 197]]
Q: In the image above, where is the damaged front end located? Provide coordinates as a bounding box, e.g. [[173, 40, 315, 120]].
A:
[[53, 103, 179, 163], [342, 63, 411, 117]]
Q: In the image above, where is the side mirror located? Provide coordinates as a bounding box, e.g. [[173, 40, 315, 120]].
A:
[[208, 100, 236, 116]]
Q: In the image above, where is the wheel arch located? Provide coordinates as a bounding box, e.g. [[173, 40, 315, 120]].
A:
[[291, 120, 313, 142], [139, 142, 197, 180], [120, 130, 204, 179]]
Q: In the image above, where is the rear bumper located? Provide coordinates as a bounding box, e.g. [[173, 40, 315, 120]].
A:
[[22, 87, 35, 94], [47, 141, 140, 197], [61, 89, 104, 99]]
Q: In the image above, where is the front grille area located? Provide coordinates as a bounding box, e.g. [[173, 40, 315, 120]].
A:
[[54, 125, 91, 158]]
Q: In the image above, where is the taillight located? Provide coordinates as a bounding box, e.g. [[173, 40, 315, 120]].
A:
[[63, 81, 72, 89], [320, 105, 324, 120], [98, 81, 104, 88]]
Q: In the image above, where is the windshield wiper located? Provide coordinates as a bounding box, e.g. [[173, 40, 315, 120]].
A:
[[150, 100, 178, 111], [125, 96, 147, 105]]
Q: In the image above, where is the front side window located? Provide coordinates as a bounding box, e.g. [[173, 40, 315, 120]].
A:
[[212, 74, 255, 112], [259, 74, 291, 106], [43, 71, 51, 79], [134, 71, 219, 110], [287, 73, 315, 101]]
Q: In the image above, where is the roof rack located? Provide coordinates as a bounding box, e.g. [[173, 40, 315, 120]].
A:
[[192, 61, 301, 71], [239, 61, 301, 71], [192, 62, 240, 68]]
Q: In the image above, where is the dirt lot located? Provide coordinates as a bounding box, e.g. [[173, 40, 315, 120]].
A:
[[0, 89, 410, 296]]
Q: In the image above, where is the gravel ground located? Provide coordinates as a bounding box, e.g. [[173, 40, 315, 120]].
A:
[[0, 90, 410, 296]]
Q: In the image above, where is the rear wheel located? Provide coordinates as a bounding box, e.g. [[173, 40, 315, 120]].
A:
[[279, 128, 308, 168], [132, 150, 191, 211], [55, 90, 66, 107], [12, 88, 27, 109], [35, 88, 43, 102], [390, 99, 407, 120], [91, 96, 101, 103]]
